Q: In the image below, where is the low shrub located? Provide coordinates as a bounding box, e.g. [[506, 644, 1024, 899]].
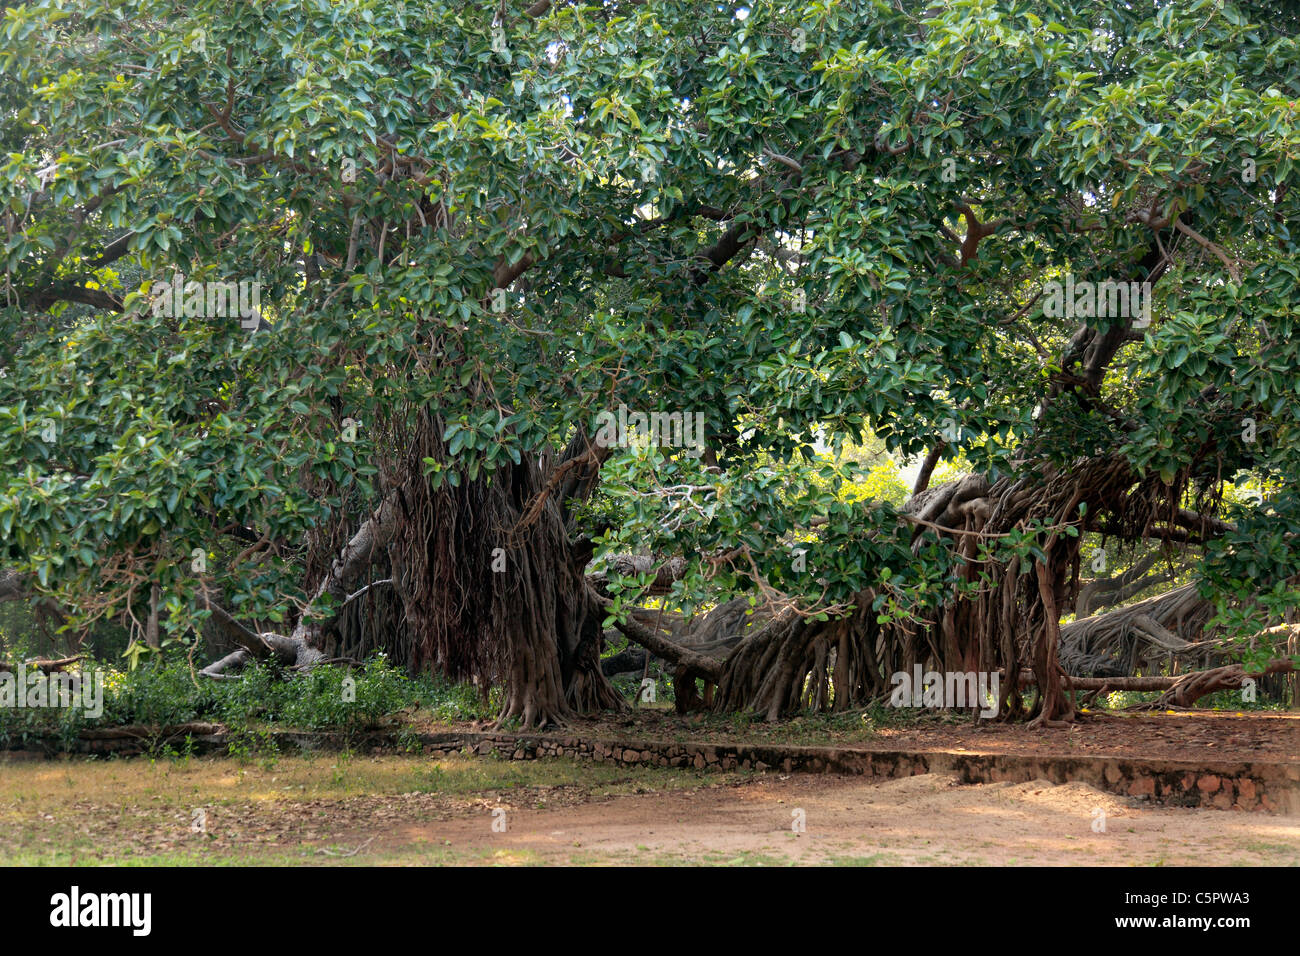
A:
[[0, 653, 496, 751]]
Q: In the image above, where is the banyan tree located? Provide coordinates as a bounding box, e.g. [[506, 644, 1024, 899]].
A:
[[2, 0, 1298, 727]]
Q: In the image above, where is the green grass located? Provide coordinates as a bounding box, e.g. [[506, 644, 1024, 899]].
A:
[[0, 751, 738, 866]]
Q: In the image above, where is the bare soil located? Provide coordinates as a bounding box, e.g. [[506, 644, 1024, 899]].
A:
[[2, 710, 1295, 865], [372, 770, 1300, 866]]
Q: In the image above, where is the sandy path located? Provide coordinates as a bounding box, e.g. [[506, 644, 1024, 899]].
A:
[[397, 773, 1300, 865]]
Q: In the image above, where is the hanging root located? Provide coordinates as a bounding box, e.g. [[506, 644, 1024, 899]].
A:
[[703, 454, 1212, 725], [386, 411, 619, 729], [711, 600, 890, 720]]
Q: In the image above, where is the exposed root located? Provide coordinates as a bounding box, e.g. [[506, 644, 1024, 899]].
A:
[[706, 454, 1208, 723], [1140, 658, 1296, 710], [386, 411, 620, 729]]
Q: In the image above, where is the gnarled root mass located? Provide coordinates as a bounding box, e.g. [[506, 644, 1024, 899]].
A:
[[1058, 583, 1216, 678], [712, 602, 897, 720], [707, 455, 1206, 723]]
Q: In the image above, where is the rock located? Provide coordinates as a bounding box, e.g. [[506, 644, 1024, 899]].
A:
[[1128, 776, 1155, 798]]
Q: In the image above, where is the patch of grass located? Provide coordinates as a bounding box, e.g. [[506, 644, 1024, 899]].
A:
[[1241, 841, 1298, 855], [692, 850, 795, 866], [0, 752, 737, 866], [653, 704, 970, 747], [828, 854, 890, 866]]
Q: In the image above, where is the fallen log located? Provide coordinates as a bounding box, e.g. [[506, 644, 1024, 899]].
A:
[[1058, 675, 1175, 692], [1021, 656, 1297, 708], [1140, 658, 1296, 709], [0, 654, 85, 674]]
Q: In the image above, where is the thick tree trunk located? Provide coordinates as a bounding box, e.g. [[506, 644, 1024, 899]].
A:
[[384, 413, 620, 727], [290, 494, 403, 660], [200, 415, 621, 728]]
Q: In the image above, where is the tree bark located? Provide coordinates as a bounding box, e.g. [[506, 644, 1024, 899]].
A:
[[380, 413, 620, 727]]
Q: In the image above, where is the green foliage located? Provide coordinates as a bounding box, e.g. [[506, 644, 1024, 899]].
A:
[[1, 0, 1298, 670], [610, 667, 675, 706], [0, 654, 492, 750]]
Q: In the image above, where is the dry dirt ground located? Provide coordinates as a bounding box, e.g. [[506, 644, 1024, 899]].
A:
[[1, 749, 1296, 866], [375, 772, 1300, 866]]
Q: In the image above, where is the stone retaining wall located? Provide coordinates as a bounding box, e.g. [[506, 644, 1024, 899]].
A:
[[427, 733, 1297, 814]]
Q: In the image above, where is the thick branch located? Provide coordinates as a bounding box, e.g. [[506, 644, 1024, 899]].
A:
[[0, 654, 84, 674], [289, 493, 401, 646], [598, 595, 723, 681]]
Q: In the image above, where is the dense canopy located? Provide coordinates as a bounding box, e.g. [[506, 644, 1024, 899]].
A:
[[2, 0, 1298, 726]]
